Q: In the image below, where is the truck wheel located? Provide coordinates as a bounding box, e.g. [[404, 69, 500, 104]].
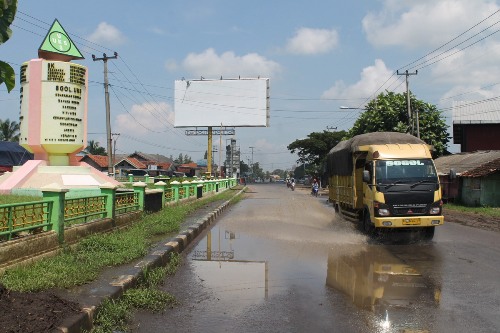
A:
[[422, 226, 435, 241], [363, 211, 375, 235]]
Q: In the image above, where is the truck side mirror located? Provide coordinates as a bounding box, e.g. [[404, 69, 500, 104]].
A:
[[449, 169, 456, 180], [362, 170, 370, 183]]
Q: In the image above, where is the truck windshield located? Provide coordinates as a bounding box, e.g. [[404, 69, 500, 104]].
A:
[[375, 159, 437, 184]]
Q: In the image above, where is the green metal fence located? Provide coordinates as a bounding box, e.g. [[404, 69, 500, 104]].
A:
[[115, 191, 140, 215], [0, 201, 52, 240], [64, 195, 107, 226], [0, 177, 237, 243]]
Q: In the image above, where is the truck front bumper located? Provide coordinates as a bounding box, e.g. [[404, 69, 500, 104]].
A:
[[373, 215, 444, 228]]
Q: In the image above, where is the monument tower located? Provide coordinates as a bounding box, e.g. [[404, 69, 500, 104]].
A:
[[0, 19, 121, 195]]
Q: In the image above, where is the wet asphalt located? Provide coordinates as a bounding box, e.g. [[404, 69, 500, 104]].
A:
[[128, 183, 500, 333]]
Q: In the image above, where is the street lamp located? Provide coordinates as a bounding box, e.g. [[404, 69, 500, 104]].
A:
[[339, 106, 367, 110]]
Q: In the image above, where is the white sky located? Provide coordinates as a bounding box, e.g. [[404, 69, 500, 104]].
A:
[[2, 0, 500, 171]]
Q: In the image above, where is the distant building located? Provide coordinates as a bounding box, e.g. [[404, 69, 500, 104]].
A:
[[452, 100, 500, 152], [78, 154, 108, 172], [123, 152, 175, 177], [434, 150, 500, 207]]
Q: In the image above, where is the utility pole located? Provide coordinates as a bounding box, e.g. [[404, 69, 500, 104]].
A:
[[397, 70, 418, 137], [249, 146, 255, 180], [112, 133, 120, 177], [93, 52, 118, 176]]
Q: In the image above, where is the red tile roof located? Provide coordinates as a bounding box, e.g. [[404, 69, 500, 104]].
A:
[[81, 154, 108, 168], [124, 157, 147, 169]]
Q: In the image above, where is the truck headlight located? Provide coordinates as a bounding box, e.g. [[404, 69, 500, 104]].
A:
[[374, 201, 391, 217], [378, 208, 390, 216], [429, 200, 443, 215]]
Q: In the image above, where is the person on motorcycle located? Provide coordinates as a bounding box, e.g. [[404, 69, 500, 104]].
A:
[[311, 179, 319, 196]]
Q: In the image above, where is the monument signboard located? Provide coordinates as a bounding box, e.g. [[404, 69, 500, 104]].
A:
[[19, 59, 87, 165]]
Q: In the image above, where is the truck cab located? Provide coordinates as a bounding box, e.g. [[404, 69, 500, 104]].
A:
[[359, 144, 443, 237]]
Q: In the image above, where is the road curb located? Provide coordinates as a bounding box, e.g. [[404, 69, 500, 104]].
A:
[[57, 187, 245, 333]]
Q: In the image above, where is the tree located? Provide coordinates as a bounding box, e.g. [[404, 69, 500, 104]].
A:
[[271, 169, 286, 178], [0, 0, 17, 93], [287, 130, 347, 174], [84, 140, 106, 156], [0, 118, 19, 141], [251, 162, 264, 179], [174, 153, 183, 164], [348, 91, 450, 156], [240, 160, 249, 174]]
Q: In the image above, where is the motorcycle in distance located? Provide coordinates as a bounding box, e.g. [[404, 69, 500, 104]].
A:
[[311, 183, 319, 196], [290, 180, 295, 191]]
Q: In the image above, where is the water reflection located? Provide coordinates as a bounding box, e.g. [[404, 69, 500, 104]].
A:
[[189, 226, 268, 303], [326, 244, 441, 332]]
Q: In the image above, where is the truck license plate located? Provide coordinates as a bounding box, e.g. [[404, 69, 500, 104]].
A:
[[403, 218, 420, 225]]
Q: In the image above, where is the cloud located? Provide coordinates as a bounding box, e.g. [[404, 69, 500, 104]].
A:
[[115, 102, 174, 135], [88, 22, 126, 46], [285, 27, 339, 55], [180, 48, 282, 78], [429, 41, 500, 86], [149, 27, 166, 35], [321, 59, 401, 100], [164, 59, 178, 72], [363, 0, 499, 48]]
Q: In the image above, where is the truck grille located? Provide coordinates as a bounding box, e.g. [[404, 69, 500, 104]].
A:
[[392, 207, 427, 215]]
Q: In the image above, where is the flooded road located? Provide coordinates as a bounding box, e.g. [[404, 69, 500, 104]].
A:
[[131, 184, 500, 333]]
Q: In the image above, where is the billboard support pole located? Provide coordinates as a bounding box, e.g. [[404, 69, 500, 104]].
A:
[[207, 126, 212, 177]]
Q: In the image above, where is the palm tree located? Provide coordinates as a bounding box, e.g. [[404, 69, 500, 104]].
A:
[[84, 140, 107, 156], [0, 118, 20, 142]]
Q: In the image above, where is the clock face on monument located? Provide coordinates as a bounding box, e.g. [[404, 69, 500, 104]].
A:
[[49, 31, 71, 52]]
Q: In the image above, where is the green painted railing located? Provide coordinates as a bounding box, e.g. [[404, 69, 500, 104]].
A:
[[115, 192, 140, 215], [0, 201, 52, 240], [0, 177, 237, 243], [64, 195, 107, 226]]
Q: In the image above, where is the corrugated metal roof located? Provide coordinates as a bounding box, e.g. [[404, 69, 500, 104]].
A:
[[453, 100, 500, 124], [434, 150, 500, 176], [461, 158, 500, 177]]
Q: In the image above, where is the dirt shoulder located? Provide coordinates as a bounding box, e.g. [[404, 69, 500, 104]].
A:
[[443, 208, 500, 233]]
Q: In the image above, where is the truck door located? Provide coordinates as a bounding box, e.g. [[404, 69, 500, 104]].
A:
[[363, 161, 374, 213]]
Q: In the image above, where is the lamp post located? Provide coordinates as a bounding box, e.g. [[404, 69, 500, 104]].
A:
[[339, 106, 367, 110]]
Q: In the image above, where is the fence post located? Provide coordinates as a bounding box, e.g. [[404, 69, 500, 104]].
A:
[[41, 184, 69, 244], [170, 181, 180, 202], [155, 181, 167, 207], [190, 180, 198, 198], [100, 182, 117, 225], [133, 182, 147, 211], [182, 180, 191, 199], [128, 173, 134, 183]]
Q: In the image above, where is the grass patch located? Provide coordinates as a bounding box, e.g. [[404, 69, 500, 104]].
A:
[[0, 195, 40, 205], [0, 187, 242, 292], [90, 253, 180, 333], [444, 203, 500, 218]]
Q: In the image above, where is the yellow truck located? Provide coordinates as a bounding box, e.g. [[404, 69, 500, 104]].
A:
[[326, 132, 443, 240]]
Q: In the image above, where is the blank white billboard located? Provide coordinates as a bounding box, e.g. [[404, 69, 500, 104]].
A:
[[174, 78, 270, 127]]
